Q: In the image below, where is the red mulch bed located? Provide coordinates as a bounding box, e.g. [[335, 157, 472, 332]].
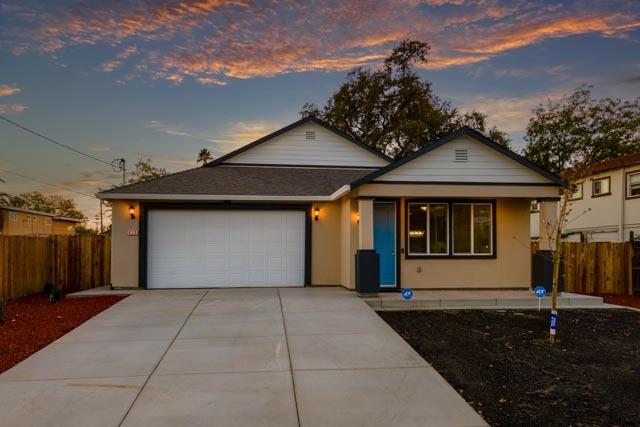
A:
[[598, 294, 640, 309], [0, 293, 127, 374]]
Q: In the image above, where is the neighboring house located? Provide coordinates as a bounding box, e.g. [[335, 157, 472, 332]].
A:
[[531, 152, 640, 242], [0, 205, 82, 236], [98, 116, 563, 290]]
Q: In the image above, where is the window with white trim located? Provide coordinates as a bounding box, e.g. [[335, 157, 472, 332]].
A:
[[628, 172, 640, 198], [408, 203, 449, 255], [45, 217, 52, 225], [452, 203, 493, 255], [8, 212, 17, 222]]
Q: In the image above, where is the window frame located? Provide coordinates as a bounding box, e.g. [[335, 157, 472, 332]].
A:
[[407, 202, 449, 257], [626, 170, 640, 199], [591, 176, 611, 198], [405, 199, 496, 259], [45, 217, 52, 226], [8, 212, 17, 222], [569, 182, 583, 201]]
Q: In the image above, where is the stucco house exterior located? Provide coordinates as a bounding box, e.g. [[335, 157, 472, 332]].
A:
[[98, 116, 563, 291], [0, 205, 82, 236], [531, 152, 640, 242]]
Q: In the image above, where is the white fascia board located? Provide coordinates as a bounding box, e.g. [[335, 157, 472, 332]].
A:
[[97, 186, 352, 202]]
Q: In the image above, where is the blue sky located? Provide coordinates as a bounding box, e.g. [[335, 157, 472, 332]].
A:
[[1, 0, 639, 224]]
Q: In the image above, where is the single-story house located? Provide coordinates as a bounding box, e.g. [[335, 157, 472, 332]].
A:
[[0, 205, 82, 236], [98, 116, 563, 290]]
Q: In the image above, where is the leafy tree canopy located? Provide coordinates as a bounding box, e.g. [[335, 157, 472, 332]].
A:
[[8, 191, 85, 220], [523, 85, 640, 174], [128, 158, 168, 184], [301, 39, 510, 159]]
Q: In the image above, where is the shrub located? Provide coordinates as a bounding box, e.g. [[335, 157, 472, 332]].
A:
[[49, 288, 62, 304], [0, 299, 6, 324], [43, 282, 55, 295]]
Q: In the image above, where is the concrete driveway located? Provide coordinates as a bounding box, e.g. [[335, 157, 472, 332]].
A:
[[0, 288, 486, 427]]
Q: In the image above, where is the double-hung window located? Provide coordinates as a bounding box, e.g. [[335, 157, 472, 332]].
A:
[[591, 177, 610, 197], [407, 201, 494, 257], [627, 172, 640, 198]]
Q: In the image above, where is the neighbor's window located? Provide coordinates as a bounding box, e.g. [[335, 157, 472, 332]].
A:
[[452, 203, 493, 255], [45, 218, 52, 225], [592, 177, 610, 197], [628, 172, 640, 198], [570, 182, 583, 200], [8, 212, 17, 221], [408, 203, 448, 255]]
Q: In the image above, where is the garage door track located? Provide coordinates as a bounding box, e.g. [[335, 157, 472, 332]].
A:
[[0, 288, 486, 427]]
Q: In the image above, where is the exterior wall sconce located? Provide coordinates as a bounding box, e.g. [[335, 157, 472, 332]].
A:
[[313, 207, 319, 221], [129, 205, 136, 220], [356, 212, 360, 223]]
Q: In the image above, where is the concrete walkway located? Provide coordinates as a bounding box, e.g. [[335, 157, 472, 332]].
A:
[[0, 288, 486, 427]]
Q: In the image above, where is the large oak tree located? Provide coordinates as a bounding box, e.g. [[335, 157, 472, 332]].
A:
[[301, 40, 510, 159], [523, 85, 640, 174]]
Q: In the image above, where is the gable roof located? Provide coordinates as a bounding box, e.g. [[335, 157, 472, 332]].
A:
[[206, 115, 392, 166], [350, 126, 567, 188]]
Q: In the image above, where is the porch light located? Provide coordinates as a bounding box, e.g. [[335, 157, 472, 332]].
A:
[[314, 207, 319, 221], [129, 205, 136, 220], [356, 212, 360, 223]]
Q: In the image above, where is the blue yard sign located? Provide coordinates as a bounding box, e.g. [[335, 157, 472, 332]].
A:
[[533, 286, 546, 298], [533, 286, 546, 311], [550, 310, 558, 336], [401, 288, 413, 300]]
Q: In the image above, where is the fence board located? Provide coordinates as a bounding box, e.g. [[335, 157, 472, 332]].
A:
[[0, 235, 110, 300], [534, 242, 633, 295]]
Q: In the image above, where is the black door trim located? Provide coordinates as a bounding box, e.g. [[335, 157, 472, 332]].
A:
[[139, 202, 312, 289]]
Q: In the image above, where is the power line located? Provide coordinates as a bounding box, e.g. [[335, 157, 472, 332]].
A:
[[0, 168, 97, 199], [0, 114, 115, 167]]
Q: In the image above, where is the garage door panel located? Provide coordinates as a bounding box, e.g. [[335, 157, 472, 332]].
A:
[[147, 209, 305, 289]]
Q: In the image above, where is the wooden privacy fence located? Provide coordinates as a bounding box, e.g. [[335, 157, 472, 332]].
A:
[[532, 241, 633, 295], [0, 235, 111, 299]]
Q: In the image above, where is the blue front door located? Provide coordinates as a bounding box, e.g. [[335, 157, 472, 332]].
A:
[[374, 202, 396, 288]]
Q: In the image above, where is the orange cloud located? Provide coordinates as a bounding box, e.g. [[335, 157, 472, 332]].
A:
[[0, 85, 21, 97], [0, 104, 27, 114], [3, 1, 639, 85]]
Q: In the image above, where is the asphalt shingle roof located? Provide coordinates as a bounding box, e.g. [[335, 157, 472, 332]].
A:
[[98, 165, 374, 197]]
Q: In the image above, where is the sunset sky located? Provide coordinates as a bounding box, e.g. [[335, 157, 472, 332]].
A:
[[1, 0, 639, 224]]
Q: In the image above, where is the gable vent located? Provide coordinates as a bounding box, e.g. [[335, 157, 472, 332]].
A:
[[305, 130, 316, 140], [454, 149, 468, 162]]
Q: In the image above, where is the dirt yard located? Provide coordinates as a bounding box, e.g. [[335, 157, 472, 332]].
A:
[[379, 309, 640, 427], [0, 293, 126, 373]]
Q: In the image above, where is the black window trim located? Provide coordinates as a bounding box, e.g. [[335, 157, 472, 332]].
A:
[[404, 199, 497, 260]]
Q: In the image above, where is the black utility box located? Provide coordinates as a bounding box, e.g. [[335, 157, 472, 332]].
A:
[[355, 249, 380, 295], [531, 249, 563, 293]]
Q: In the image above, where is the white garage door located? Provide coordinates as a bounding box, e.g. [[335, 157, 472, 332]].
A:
[[147, 209, 306, 288]]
